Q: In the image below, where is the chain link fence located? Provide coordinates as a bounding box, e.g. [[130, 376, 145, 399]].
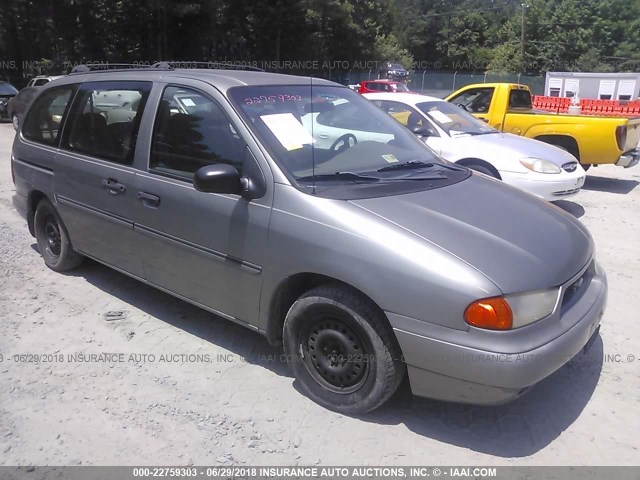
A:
[[329, 71, 545, 97]]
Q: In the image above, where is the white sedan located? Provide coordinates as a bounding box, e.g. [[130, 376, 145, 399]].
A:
[[364, 92, 586, 201]]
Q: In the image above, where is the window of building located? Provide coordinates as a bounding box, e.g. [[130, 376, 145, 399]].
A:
[[617, 80, 636, 101], [598, 80, 616, 100]]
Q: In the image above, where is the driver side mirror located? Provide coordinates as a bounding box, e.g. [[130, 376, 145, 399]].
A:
[[411, 125, 436, 137], [193, 164, 242, 195]]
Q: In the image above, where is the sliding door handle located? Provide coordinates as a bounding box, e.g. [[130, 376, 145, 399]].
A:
[[137, 191, 161, 208]]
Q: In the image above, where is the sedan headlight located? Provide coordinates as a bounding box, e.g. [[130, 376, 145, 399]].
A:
[[520, 157, 561, 174], [464, 288, 560, 330]]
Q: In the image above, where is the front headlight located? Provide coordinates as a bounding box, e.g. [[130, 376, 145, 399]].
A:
[[520, 157, 561, 174], [464, 288, 560, 330], [505, 288, 560, 328]]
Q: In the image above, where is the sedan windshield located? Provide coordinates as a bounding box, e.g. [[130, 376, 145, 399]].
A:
[[0, 83, 18, 95], [229, 85, 447, 187], [416, 101, 497, 137]]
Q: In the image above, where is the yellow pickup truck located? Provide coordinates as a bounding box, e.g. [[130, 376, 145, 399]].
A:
[[445, 83, 640, 169]]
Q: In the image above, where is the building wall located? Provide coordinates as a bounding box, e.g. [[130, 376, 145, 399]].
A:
[[544, 72, 640, 100]]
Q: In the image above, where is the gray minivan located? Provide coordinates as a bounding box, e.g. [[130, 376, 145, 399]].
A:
[[11, 66, 607, 414]]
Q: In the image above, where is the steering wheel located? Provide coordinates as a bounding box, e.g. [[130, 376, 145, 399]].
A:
[[449, 122, 463, 131], [330, 133, 357, 153]]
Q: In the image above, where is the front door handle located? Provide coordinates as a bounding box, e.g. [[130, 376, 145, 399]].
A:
[[102, 178, 126, 195], [137, 191, 161, 208]]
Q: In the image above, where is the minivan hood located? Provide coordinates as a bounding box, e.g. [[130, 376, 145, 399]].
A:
[[349, 173, 592, 293], [451, 132, 578, 166]]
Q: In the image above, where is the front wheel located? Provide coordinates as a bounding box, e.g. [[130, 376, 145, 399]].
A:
[[466, 162, 499, 178], [283, 286, 405, 414], [34, 199, 84, 272]]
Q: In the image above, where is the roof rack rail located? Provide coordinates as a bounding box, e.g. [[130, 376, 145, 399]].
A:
[[151, 61, 265, 72], [68, 61, 265, 75], [69, 63, 172, 74]]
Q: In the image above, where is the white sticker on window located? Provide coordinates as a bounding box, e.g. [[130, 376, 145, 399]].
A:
[[260, 113, 314, 151], [182, 98, 196, 107], [428, 110, 454, 124]]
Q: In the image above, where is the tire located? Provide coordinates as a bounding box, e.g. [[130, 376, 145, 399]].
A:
[[11, 114, 19, 130], [553, 144, 589, 172], [466, 162, 499, 178], [283, 285, 405, 414], [34, 198, 84, 272]]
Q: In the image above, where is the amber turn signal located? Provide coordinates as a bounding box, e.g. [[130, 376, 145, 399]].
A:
[[464, 297, 513, 330]]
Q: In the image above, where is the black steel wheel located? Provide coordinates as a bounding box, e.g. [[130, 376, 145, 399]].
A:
[[34, 198, 83, 272], [303, 316, 371, 394], [283, 285, 405, 414], [42, 213, 62, 258]]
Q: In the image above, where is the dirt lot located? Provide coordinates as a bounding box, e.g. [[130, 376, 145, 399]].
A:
[[0, 122, 639, 466]]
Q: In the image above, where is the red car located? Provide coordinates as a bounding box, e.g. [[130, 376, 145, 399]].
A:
[[357, 80, 412, 94]]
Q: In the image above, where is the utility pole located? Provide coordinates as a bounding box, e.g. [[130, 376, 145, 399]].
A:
[[520, 3, 526, 61]]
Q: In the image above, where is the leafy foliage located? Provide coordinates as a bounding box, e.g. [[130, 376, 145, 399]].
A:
[[0, 0, 638, 84]]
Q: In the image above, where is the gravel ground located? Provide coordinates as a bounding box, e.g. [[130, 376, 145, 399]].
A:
[[0, 122, 639, 466]]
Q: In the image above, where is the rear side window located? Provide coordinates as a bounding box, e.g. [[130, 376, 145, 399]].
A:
[[22, 85, 76, 146], [149, 86, 246, 179], [63, 81, 151, 165], [508, 89, 532, 109]]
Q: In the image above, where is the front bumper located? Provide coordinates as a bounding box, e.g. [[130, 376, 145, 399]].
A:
[[616, 149, 640, 168], [389, 262, 607, 405], [500, 169, 586, 201]]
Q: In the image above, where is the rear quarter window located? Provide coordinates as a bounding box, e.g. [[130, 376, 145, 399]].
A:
[[22, 85, 77, 146]]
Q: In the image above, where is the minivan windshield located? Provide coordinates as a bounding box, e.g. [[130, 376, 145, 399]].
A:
[[416, 101, 497, 137], [229, 85, 459, 193]]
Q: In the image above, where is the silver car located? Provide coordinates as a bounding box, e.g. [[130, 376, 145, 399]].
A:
[[11, 66, 607, 414]]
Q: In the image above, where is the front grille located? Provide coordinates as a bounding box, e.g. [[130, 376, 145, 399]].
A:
[[553, 187, 581, 196], [562, 162, 578, 172], [561, 260, 595, 312]]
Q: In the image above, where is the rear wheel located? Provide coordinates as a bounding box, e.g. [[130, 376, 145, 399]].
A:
[[34, 199, 83, 272], [283, 285, 405, 414]]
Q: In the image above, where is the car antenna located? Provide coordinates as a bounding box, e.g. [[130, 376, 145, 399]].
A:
[[311, 75, 316, 195]]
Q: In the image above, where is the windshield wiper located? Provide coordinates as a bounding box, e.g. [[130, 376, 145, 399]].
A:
[[377, 160, 435, 173], [464, 131, 499, 136], [297, 171, 380, 182]]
